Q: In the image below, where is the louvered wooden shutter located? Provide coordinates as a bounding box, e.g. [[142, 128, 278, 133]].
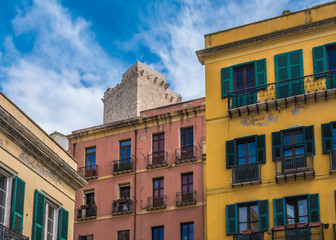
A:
[[313, 46, 326, 74], [32, 190, 45, 240], [308, 194, 320, 222], [272, 131, 282, 161], [304, 126, 315, 155], [258, 200, 269, 231], [256, 135, 266, 163], [59, 207, 69, 240], [11, 176, 25, 233], [322, 122, 333, 153], [255, 59, 267, 89], [273, 198, 285, 226], [226, 140, 236, 168], [221, 67, 233, 98], [226, 204, 237, 235]]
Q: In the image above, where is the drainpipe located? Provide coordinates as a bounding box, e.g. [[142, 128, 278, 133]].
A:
[[200, 135, 206, 240], [134, 129, 138, 240]]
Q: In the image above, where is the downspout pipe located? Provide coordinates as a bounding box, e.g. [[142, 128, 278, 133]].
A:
[[134, 129, 138, 240]]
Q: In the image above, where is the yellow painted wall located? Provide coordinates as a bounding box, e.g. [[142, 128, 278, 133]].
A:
[[202, 2, 336, 239]]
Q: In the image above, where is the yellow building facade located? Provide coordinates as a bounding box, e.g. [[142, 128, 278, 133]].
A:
[[0, 92, 87, 240], [197, 2, 336, 239]]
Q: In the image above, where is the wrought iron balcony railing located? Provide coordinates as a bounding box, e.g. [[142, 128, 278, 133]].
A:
[[176, 191, 196, 206], [232, 163, 261, 186], [227, 70, 336, 118], [77, 205, 97, 220], [147, 195, 167, 210], [275, 154, 314, 182], [272, 222, 324, 240], [329, 150, 336, 173], [112, 199, 133, 215], [175, 145, 197, 163], [78, 165, 98, 180], [147, 151, 168, 169], [233, 231, 264, 240], [0, 224, 29, 240], [113, 158, 133, 175]]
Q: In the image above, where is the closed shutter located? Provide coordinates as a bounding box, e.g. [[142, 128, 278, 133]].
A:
[[308, 194, 320, 222], [258, 200, 269, 231], [322, 122, 333, 153], [226, 139, 236, 168], [11, 176, 25, 233], [255, 59, 267, 89], [226, 204, 237, 235], [272, 131, 282, 161], [221, 67, 233, 98], [273, 198, 285, 226], [32, 190, 45, 240], [304, 126, 315, 155], [256, 135, 266, 163], [313, 46, 326, 74], [59, 208, 69, 240]]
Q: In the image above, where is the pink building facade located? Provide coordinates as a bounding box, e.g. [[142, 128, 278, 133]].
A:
[[68, 82, 205, 239]]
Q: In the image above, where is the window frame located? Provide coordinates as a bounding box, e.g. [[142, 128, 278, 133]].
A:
[[152, 226, 164, 240], [181, 173, 193, 194], [117, 230, 130, 240], [0, 168, 13, 227], [326, 44, 336, 71], [233, 63, 255, 92], [119, 185, 130, 200], [237, 202, 259, 233], [282, 128, 304, 159], [180, 127, 193, 148], [85, 147, 96, 168], [285, 196, 309, 225], [43, 199, 59, 240], [180, 222, 194, 240], [153, 178, 164, 198], [236, 137, 257, 165], [120, 140, 131, 163]]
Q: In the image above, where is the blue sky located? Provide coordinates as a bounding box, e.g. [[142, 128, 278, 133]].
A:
[[0, 0, 330, 134]]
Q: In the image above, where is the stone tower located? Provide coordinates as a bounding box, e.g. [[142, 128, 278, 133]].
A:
[[102, 61, 182, 123]]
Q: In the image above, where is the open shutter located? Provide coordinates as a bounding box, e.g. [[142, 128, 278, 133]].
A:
[[308, 194, 320, 222], [258, 200, 269, 231], [255, 59, 267, 89], [256, 135, 266, 163], [313, 46, 326, 74], [322, 122, 333, 153], [304, 126, 315, 155], [226, 139, 236, 168], [11, 176, 25, 233], [226, 204, 237, 235], [32, 190, 45, 240], [272, 131, 282, 161], [273, 198, 285, 226], [221, 67, 233, 98], [59, 208, 69, 240]]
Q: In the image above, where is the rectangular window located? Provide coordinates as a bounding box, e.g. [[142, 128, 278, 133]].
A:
[[327, 45, 336, 71], [79, 235, 93, 240], [285, 196, 308, 224], [120, 140, 131, 164], [153, 133, 165, 164], [44, 200, 59, 240], [117, 230, 129, 240], [153, 178, 164, 207], [84, 192, 96, 218], [119, 185, 130, 200], [85, 147, 96, 178], [152, 226, 164, 240], [234, 64, 255, 91], [237, 137, 256, 165], [181, 127, 194, 159], [0, 170, 13, 227], [181, 173, 193, 203], [238, 203, 259, 233], [181, 222, 194, 240]]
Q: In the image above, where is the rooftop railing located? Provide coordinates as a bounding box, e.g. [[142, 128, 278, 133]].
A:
[[113, 158, 133, 175], [176, 191, 196, 206], [272, 222, 324, 240], [147, 151, 168, 169], [175, 145, 197, 163], [112, 199, 133, 215], [78, 165, 98, 180], [147, 195, 167, 210], [0, 224, 29, 240], [232, 163, 261, 186]]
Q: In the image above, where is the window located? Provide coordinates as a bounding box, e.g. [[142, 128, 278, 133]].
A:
[[120, 140, 131, 164], [282, 129, 304, 161], [85, 147, 96, 177], [226, 200, 269, 235], [181, 127, 194, 159], [120, 185, 130, 200], [0, 170, 13, 227], [238, 203, 259, 233], [181, 173, 193, 194], [152, 133, 165, 164], [321, 121, 336, 153], [181, 222, 194, 240], [274, 50, 304, 98], [237, 137, 256, 165], [153, 178, 164, 207], [234, 64, 255, 92], [32, 190, 69, 240], [285, 196, 308, 224], [117, 230, 129, 240], [84, 192, 96, 218], [152, 226, 164, 240], [78, 235, 93, 240], [327, 45, 336, 71]]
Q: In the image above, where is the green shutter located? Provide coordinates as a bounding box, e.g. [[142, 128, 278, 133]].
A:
[[258, 200, 269, 231], [273, 198, 285, 226], [11, 176, 25, 233], [313, 46, 326, 74], [226, 204, 237, 235], [256, 135, 266, 163], [272, 131, 282, 161], [32, 190, 45, 240], [335, 190, 336, 211], [304, 126, 315, 155], [308, 194, 320, 222], [221, 67, 233, 98], [255, 59, 267, 89], [59, 208, 69, 240], [226, 139, 236, 169], [322, 122, 333, 153]]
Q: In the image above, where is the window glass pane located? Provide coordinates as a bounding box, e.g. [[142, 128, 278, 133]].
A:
[[328, 48, 336, 70], [121, 148, 126, 161], [299, 216, 309, 224], [239, 223, 248, 233], [298, 199, 308, 216], [235, 70, 244, 90], [238, 206, 247, 222], [126, 146, 131, 159], [91, 153, 96, 165], [248, 142, 255, 156], [294, 133, 303, 144], [0, 207, 5, 224], [295, 148, 304, 155], [153, 228, 158, 240], [189, 223, 194, 240], [181, 134, 187, 146], [250, 205, 259, 222], [182, 224, 188, 239], [86, 148, 96, 154], [0, 177, 6, 191], [160, 227, 164, 240], [120, 141, 131, 147], [251, 222, 259, 232], [286, 202, 295, 224], [246, 68, 255, 88], [238, 144, 245, 158], [333, 128, 336, 143], [283, 135, 292, 146], [248, 156, 256, 163], [238, 158, 246, 165], [284, 150, 293, 157]]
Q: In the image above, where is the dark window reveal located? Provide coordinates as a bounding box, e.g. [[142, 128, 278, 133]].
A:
[[181, 222, 194, 240], [152, 226, 164, 240]]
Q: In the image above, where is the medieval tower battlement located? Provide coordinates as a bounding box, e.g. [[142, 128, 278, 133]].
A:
[[102, 61, 182, 123]]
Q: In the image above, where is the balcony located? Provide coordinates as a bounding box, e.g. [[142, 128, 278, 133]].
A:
[[113, 159, 133, 175], [0, 224, 29, 240], [77, 205, 97, 220], [227, 70, 336, 118], [147, 151, 168, 169], [272, 222, 324, 240], [78, 165, 98, 180], [175, 145, 197, 164], [329, 150, 336, 173], [233, 231, 264, 240], [275, 154, 314, 182], [176, 191, 196, 206], [232, 163, 261, 186], [112, 199, 133, 216], [147, 195, 167, 210]]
